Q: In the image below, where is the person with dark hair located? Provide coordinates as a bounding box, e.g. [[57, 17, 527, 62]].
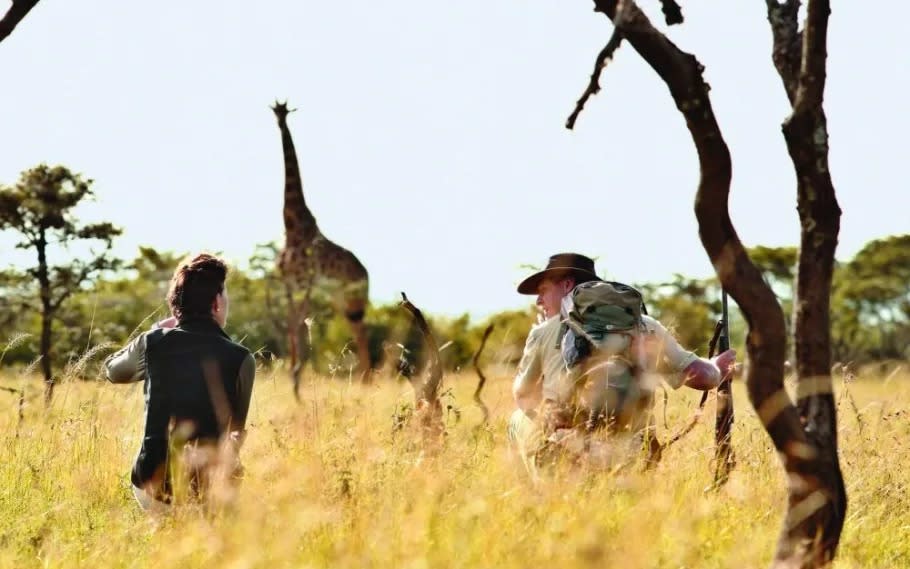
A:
[[103, 253, 255, 511]]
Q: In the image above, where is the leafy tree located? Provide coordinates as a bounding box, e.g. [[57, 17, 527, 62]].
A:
[[0, 165, 122, 403], [0, 267, 33, 331], [48, 247, 177, 377], [0, 235, 902, 380], [0, 266, 39, 364], [747, 245, 798, 301], [639, 274, 721, 352], [833, 234, 910, 360], [131, 246, 184, 285], [744, 245, 799, 356], [472, 307, 537, 368]]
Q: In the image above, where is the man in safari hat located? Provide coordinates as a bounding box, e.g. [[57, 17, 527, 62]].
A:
[[507, 253, 736, 475]]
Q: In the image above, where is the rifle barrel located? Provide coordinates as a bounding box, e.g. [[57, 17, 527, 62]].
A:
[[719, 291, 730, 353]]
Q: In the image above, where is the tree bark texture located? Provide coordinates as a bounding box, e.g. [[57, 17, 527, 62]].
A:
[[399, 293, 445, 442], [765, 1, 847, 565], [584, 1, 832, 566]]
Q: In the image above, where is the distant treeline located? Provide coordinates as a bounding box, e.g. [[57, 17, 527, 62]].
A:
[[1, 234, 907, 380]]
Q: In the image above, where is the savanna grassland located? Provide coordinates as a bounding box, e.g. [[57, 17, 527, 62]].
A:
[[0, 363, 908, 569]]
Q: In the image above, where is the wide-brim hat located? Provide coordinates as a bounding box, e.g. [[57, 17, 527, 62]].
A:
[[517, 253, 602, 295]]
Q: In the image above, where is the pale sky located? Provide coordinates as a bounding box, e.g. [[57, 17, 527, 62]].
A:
[[1, 1, 906, 319]]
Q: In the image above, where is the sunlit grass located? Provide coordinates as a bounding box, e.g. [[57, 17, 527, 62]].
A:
[[0, 363, 908, 568]]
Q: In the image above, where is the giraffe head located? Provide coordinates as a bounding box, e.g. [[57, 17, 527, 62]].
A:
[[271, 100, 297, 124]]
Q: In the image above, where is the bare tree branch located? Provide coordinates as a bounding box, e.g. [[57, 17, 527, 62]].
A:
[[765, 0, 802, 102], [587, 0, 799, 457], [399, 293, 443, 406], [0, 0, 41, 45], [566, 27, 623, 130], [659, 0, 684, 25], [791, 0, 829, 113], [472, 324, 494, 425], [399, 292, 446, 445]]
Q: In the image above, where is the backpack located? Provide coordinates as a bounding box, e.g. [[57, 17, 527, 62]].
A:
[[555, 280, 651, 432]]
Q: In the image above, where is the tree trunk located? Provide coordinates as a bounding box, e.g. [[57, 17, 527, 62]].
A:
[[766, 0, 847, 564], [40, 310, 53, 404], [36, 228, 54, 405], [585, 2, 826, 567], [399, 293, 445, 443]]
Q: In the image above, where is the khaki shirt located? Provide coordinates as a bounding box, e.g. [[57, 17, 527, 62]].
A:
[[512, 314, 706, 412]]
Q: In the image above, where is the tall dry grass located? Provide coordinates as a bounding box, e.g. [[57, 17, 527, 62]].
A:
[[0, 362, 908, 568]]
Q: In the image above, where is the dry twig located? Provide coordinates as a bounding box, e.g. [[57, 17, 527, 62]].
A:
[[399, 293, 445, 441], [472, 324, 494, 425], [566, 26, 623, 130]]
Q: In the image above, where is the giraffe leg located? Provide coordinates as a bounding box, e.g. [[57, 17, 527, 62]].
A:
[[286, 285, 305, 402], [287, 313, 302, 402], [344, 299, 371, 384], [349, 319, 372, 384]]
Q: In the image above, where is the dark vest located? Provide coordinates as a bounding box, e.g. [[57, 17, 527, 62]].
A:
[[132, 317, 251, 492]]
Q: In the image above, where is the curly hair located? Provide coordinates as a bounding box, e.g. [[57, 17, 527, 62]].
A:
[[166, 253, 228, 321]]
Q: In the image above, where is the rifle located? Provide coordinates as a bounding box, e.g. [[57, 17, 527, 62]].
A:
[[661, 292, 735, 484], [663, 311, 726, 450], [709, 291, 735, 487], [675, 290, 736, 485]]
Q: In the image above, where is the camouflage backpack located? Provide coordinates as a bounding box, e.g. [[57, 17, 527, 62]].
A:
[[555, 280, 650, 432]]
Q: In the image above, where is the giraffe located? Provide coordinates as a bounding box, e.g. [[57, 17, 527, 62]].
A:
[[271, 101, 372, 395]]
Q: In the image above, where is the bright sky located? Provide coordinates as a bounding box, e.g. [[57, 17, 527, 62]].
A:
[[0, 1, 906, 319]]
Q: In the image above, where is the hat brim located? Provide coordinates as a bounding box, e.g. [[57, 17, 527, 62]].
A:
[[516, 268, 601, 295]]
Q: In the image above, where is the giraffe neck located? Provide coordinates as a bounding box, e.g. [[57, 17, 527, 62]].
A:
[[277, 116, 319, 247]]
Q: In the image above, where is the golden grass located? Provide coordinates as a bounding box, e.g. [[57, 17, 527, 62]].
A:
[[0, 365, 908, 569]]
